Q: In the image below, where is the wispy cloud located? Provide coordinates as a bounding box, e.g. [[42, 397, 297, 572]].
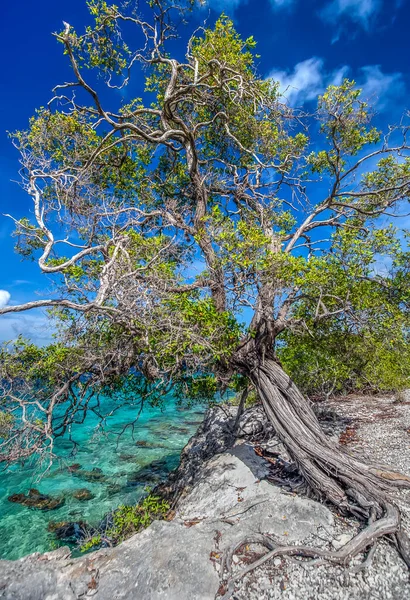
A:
[[0, 311, 53, 346], [269, 0, 295, 7], [320, 0, 382, 29], [358, 65, 405, 109], [0, 290, 11, 309], [10, 280, 34, 287], [268, 58, 348, 106], [203, 0, 294, 14], [203, 0, 247, 13], [268, 57, 405, 110]]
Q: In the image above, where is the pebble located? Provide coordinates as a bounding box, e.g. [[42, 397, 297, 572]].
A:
[[331, 533, 352, 550], [225, 394, 410, 600]]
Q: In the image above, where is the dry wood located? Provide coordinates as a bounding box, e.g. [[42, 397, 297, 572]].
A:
[[218, 355, 410, 596]]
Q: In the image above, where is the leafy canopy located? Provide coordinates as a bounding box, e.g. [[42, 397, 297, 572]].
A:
[[1, 0, 410, 462]]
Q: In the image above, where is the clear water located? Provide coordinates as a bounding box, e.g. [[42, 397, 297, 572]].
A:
[[0, 397, 205, 560]]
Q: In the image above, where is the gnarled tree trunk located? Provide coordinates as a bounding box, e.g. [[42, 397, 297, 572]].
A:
[[236, 354, 410, 567]]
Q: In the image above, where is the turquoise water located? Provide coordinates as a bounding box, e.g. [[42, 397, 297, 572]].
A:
[[0, 397, 205, 560]]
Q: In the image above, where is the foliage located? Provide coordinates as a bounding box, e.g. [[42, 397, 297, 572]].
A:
[[1, 0, 410, 462], [109, 494, 170, 542], [79, 534, 102, 553], [0, 412, 14, 438], [79, 494, 170, 551], [279, 227, 410, 396], [280, 330, 410, 397], [230, 388, 260, 409]]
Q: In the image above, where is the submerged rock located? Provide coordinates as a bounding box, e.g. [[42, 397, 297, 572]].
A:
[[72, 488, 94, 502], [135, 441, 171, 450], [73, 467, 108, 483], [7, 494, 26, 504], [168, 426, 190, 434], [48, 520, 89, 543], [67, 463, 81, 472], [126, 458, 170, 488], [106, 483, 122, 497], [8, 489, 65, 511], [119, 453, 136, 461], [182, 419, 203, 426]]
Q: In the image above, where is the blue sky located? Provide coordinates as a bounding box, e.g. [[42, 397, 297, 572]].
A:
[[0, 0, 409, 343]]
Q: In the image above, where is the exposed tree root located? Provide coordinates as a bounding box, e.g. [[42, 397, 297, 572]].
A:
[[221, 355, 410, 597], [219, 502, 407, 599]]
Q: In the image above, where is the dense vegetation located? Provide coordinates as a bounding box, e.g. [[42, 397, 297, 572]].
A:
[[1, 0, 410, 572]]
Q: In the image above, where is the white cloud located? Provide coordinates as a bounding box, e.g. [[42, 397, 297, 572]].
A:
[[0, 290, 11, 309], [321, 0, 382, 29], [203, 0, 246, 12], [268, 58, 404, 110], [270, 0, 295, 7], [268, 58, 348, 106], [0, 293, 55, 346], [358, 65, 405, 109], [11, 280, 33, 287], [268, 58, 325, 106], [0, 311, 53, 346], [203, 0, 294, 13]]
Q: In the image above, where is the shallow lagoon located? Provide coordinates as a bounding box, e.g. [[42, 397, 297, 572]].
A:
[[0, 397, 205, 560]]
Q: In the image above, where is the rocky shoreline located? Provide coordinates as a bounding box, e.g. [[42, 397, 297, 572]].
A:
[[0, 396, 409, 599]]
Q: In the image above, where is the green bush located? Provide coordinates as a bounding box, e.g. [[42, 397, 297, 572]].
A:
[[79, 535, 102, 553], [0, 412, 13, 438], [80, 494, 170, 552], [278, 331, 410, 398], [109, 495, 170, 542]]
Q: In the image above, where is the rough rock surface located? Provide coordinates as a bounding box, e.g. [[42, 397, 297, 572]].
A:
[[222, 395, 410, 600], [157, 404, 275, 505], [0, 397, 409, 600], [157, 402, 349, 505], [0, 444, 332, 600]]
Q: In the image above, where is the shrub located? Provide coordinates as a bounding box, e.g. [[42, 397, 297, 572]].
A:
[[80, 494, 170, 552]]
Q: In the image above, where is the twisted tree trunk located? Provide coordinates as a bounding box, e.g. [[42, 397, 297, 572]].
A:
[[232, 355, 410, 569]]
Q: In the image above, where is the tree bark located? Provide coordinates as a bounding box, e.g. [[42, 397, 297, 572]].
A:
[[241, 355, 410, 565]]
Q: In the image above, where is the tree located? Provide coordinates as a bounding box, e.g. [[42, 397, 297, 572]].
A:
[[1, 0, 410, 574], [279, 232, 410, 396]]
